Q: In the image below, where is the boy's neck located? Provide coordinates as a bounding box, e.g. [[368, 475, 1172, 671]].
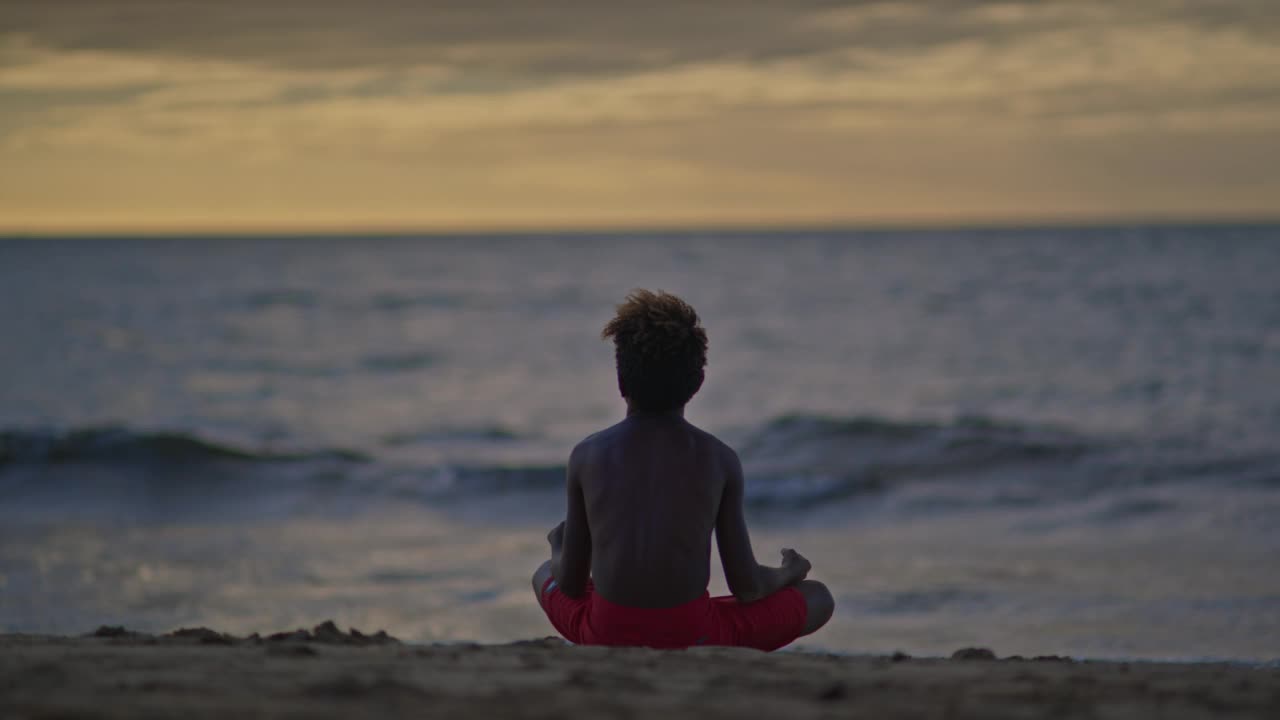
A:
[[625, 401, 685, 419]]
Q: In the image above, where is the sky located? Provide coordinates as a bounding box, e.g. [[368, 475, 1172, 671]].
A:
[[2, 0, 1278, 232]]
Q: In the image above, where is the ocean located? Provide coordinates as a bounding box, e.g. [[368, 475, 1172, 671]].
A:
[[1, 226, 1278, 661]]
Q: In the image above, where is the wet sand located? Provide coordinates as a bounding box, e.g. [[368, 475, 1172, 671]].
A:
[[2, 625, 1277, 719]]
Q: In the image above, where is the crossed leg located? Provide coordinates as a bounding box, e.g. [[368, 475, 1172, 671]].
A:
[[794, 579, 835, 635], [531, 559, 554, 602]]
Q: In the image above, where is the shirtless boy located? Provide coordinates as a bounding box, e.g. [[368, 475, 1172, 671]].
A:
[[532, 290, 834, 650]]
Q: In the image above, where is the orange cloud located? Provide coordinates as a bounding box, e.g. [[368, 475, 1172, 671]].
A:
[[2, 1, 1278, 231]]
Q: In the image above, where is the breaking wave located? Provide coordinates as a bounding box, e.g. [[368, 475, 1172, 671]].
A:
[[2, 416, 1276, 519], [0, 427, 367, 465]]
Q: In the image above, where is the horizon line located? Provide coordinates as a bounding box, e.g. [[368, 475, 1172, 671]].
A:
[[3, 213, 1279, 238]]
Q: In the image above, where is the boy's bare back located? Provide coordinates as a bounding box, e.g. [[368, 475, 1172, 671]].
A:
[[568, 412, 731, 608]]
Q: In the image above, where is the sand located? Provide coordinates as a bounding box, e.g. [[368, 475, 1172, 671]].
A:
[[2, 624, 1277, 719]]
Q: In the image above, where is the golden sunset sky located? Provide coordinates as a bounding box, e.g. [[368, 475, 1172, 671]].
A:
[[2, 0, 1278, 232]]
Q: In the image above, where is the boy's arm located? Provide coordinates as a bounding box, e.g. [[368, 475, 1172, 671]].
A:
[[553, 445, 592, 598], [715, 448, 809, 603]]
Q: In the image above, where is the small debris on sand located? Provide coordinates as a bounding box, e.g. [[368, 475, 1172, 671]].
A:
[[951, 647, 997, 661]]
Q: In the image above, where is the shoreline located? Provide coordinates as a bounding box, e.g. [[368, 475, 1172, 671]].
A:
[[3, 624, 1277, 719]]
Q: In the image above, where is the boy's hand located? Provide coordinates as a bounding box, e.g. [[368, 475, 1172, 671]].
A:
[[780, 548, 811, 585], [548, 521, 565, 553]]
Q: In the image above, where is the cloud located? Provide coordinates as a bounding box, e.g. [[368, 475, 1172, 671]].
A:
[[4, 1, 1275, 74], [1, 1, 1278, 229]]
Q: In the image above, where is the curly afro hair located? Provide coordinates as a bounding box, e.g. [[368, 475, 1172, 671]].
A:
[[602, 289, 708, 412]]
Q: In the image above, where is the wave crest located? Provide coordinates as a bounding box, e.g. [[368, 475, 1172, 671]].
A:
[[0, 427, 367, 466], [3, 416, 1275, 520]]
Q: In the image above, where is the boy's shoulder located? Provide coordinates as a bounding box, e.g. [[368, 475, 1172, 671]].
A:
[[567, 425, 609, 466], [569, 422, 626, 465], [570, 421, 621, 452], [681, 421, 737, 458]]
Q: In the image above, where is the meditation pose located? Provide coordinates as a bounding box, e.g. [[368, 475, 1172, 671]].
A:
[[532, 290, 834, 650]]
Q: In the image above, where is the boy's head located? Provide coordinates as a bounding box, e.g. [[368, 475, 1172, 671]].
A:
[[602, 289, 708, 412]]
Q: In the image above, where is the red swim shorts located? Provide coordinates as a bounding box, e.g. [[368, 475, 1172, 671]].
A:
[[538, 577, 808, 651]]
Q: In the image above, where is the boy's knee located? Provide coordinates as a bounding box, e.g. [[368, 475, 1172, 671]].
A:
[[531, 560, 553, 596], [797, 580, 834, 634]]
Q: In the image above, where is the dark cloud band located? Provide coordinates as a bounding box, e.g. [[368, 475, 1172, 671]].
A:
[[5, 0, 1276, 78]]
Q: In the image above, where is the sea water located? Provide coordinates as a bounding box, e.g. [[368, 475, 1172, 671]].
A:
[[1, 227, 1278, 660]]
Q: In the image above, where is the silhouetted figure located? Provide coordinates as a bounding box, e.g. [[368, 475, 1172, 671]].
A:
[[532, 290, 834, 650]]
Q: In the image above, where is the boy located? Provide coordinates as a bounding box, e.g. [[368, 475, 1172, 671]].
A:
[[532, 290, 834, 650]]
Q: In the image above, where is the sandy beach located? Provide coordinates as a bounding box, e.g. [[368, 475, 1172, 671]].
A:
[[2, 624, 1276, 719]]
